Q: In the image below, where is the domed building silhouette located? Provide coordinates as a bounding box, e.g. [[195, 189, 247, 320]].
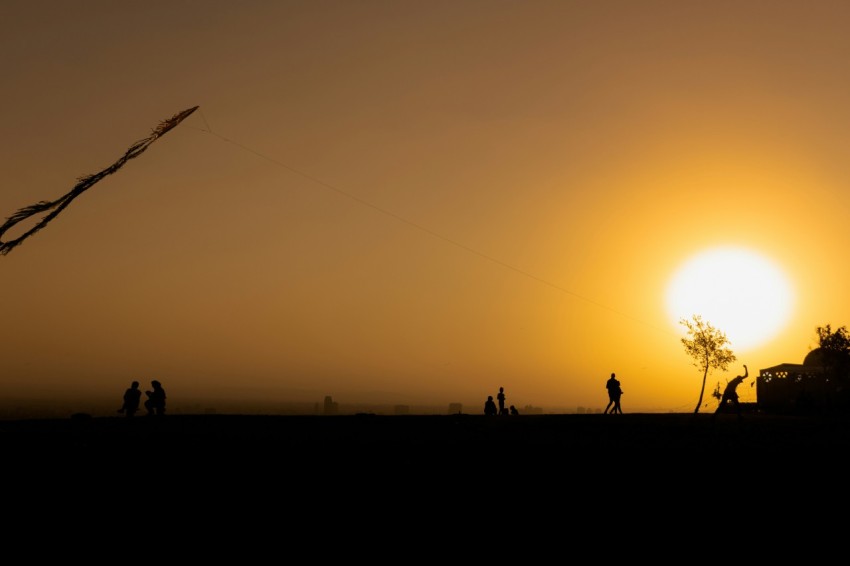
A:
[[757, 348, 850, 414], [803, 348, 829, 367]]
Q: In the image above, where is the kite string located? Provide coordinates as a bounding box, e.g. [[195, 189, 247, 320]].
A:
[[189, 109, 674, 338]]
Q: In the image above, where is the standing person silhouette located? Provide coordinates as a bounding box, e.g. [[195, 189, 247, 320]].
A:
[[144, 380, 167, 416], [484, 395, 498, 416], [118, 380, 142, 417], [497, 387, 507, 415], [604, 373, 623, 414], [716, 364, 748, 416]]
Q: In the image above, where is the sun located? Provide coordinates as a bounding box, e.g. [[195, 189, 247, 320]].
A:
[[665, 246, 795, 352]]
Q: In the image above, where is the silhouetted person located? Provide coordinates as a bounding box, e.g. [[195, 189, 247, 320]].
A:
[[509, 405, 519, 415], [611, 380, 623, 414], [118, 380, 141, 417], [716, 365, 748, 416], [604, 372, 623, 414], [144, 380, 167, 416], [484, 395, 498, 416], [497, 386, 506, 415]]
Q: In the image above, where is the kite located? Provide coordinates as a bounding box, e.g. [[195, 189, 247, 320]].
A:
[[0, 105, 198, 256]]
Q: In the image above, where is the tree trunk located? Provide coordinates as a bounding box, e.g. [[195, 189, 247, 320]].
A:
[[694, 366, 709, 414]]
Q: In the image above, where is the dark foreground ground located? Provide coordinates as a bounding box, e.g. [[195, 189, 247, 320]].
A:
[[4, 411, 848, 469], [4, 411, 843, 545], [5, 412, 850, 520]]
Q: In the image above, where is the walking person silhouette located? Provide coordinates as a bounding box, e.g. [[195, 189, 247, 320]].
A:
[[604, 373, 623, 414]]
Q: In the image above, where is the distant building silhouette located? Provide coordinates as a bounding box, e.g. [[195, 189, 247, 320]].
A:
[[324, 395, 339, 415], [448, 403, 463, 414], [576, 407, 604, 414]]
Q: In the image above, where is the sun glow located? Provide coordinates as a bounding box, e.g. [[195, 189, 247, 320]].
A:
[[665, 247, 795, 352]]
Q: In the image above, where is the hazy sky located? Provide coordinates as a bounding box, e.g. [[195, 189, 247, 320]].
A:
[[3, 0, 849, 414]]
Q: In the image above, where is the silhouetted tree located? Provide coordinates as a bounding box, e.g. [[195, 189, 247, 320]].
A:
[[680, 314, 736, 414], [816, 324, 850, 355], [815, 324, 850, 392]]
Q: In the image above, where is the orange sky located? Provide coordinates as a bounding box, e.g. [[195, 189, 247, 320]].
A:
[[3, 0, 849, 416]]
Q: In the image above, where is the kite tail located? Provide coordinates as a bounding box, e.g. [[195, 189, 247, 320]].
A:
[[0, 105, 198, 256]]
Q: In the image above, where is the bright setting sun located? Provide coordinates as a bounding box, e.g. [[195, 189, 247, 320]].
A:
[[665, 247, 795, 352]]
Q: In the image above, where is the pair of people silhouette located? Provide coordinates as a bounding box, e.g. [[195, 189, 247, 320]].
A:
[[484, 387, 518, 415], [119, 380, 166, 417], [604, 373, 623, 414]]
